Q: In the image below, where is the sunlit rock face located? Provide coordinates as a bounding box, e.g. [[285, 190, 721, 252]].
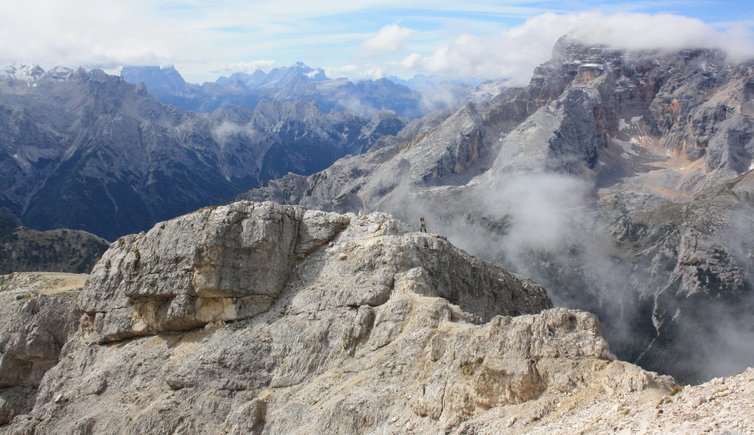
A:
[[5, 202, 754, 433]]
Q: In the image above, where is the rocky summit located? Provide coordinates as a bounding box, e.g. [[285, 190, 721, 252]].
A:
[[1, 201, 751, 433]]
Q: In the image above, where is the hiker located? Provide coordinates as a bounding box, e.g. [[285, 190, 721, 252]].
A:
[[419, 216, 427, 233]]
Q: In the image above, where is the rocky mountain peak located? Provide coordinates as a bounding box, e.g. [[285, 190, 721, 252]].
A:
[[120, 65, 187, 92], [43, 66, 75, 81], [15, 201, 737, 433], [4, 201, 751, 432], [289, 61, 327, 80], [0, 64, 45, 83], [77, 201, 552, 343]]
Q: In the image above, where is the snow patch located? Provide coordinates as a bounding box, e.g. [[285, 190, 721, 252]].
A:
[[614, 138, 638, 157], [1, 64, 45, 82], [618, 116, 642, 131], [581, 63, 604, 70]]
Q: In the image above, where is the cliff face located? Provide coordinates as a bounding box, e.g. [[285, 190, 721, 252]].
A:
[[0, 201, 675, 433], [3, 202, 752, 433], [241, 38, 754, 383], [0, 273, 85, 425]]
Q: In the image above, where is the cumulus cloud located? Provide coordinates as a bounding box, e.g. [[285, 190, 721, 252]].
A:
[[325, 64, 385, 80], [219, 60, 277, 74], [361, 24, 415, 55], [0, 0, 176, 68], [402, 12, 754, 84]]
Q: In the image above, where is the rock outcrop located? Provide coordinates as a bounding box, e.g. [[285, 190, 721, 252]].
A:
[[0, 273, 85, 424], [0, 226, 109, 274], [3, 202, 753, 433], [77, 201, 548, 343]]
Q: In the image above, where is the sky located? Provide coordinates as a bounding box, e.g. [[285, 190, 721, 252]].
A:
[[0, 0, 753, 84]]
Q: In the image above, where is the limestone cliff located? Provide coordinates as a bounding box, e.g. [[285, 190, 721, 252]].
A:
[[0, 273, 85, 425], [0, 201, 742, 434]]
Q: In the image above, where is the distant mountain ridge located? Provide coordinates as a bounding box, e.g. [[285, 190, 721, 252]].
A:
[[0, 65, 405, 241], [121, 63, 470, 117]]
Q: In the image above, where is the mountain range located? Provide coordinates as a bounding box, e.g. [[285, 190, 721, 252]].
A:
[[241, 36, 754, 383], [120, 63, 468, 118], [1, 34, 752, 387], [0, 65, 406, 241]]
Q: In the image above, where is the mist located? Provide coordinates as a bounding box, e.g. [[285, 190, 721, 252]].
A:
[[211, 121, 263, 146], [372, 162, 754, 384]]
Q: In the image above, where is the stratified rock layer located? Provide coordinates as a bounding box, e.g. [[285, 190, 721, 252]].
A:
[[4, 202, 752, 434], [77, 201, 547, 343], [0, 273, 85, 425]]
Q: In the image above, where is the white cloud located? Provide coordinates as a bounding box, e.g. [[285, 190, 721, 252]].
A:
[[324, 64, 386, 81], [211, 121, 262, 145], [401, 12, 754, 84], [361, 24, 416, 55], [1, 1, 753, 84], [218, 60, 277, 74], [0, 0, 177, 68]]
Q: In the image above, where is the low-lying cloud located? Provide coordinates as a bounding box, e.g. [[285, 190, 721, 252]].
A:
[[402, 12, 754, 84], [211, 121, 263, 146]]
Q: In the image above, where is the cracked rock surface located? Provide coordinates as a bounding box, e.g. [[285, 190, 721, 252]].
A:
[[5, 201, 751, 434]]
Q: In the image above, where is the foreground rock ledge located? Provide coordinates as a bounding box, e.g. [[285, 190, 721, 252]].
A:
[[5, 201, 751, 433]]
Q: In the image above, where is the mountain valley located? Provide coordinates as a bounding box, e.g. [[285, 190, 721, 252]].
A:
[[1, 29, 753, 433], [0, 65, 408, 240]]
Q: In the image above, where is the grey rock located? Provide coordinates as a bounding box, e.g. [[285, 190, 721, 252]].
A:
[[77, 201, 548, 344], [0, 273, 83, 424], [0, 225, 108, 274], [6, 202, 700, 434]]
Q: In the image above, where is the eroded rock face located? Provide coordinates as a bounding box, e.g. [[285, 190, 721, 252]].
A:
[[0, 273, 84, 424], [76, 202, 550, 345], [9, 201, 754, 434], [78, 202, 351, 342], [1, 201, 621, 433]]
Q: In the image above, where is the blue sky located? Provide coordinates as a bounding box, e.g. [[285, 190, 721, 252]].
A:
[[0, 1, 752, 83]]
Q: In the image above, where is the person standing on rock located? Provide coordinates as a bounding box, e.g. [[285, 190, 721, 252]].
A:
[[419, 216, 427, 233]]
